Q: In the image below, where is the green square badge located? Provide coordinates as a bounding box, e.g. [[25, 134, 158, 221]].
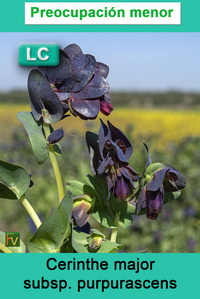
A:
[[18, 44, 59, 66], [5, 232, 20, 247]]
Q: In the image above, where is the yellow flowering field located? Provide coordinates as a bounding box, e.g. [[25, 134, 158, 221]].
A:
[[1, 104, 200, 150]]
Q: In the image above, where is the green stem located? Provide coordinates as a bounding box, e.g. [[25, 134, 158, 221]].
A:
[[49, 145, 65, 202], [43, 123, 65, 203], [110, 212, 120, 243], [19, 196, 42, 229]]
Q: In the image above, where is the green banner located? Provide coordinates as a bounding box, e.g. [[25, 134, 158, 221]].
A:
[[1, 253, 199, 297], [1, 0, 200, 32]]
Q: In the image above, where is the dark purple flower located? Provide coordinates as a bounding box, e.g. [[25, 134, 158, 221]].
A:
[[114, 177, 132, 200], [146, 186, 164, 220], [29, 44, 113, 122], [86, 120, 138, 200], [137, 165, 186, 220]]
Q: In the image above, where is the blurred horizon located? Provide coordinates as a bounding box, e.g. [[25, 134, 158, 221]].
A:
[[1, 32, 200, 92], [1, 88, 200, 94], [1, 90, 200, 110]]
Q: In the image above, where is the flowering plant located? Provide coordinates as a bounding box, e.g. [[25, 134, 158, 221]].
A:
[[0, 44, 186, 253]]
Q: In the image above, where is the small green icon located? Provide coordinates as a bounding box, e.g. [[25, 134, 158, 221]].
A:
[[5, 232, 20, 247], [18, 44, 59, 66]]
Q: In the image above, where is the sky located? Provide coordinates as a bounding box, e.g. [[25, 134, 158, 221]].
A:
[[0, 32, 200, 92]]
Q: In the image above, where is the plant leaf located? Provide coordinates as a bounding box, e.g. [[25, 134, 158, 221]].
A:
[[17, 111, 48, 164], [53, 144, 62, 156], [164, 190, 181, 203], [97, 241, 123, 253], [110, 196, 136, 214], [39, 50, 73, 92], [145, 162, 164, 176], [28, 192, 73, 253], [86, 175, 108, 207], [0, 160, 30, 200], [71, 72, 109, 100], [70, 98, 100, 119], [28, 70, 64, 124], [63, 45, 96, 92], [96, 62, 109, 78], [119, 213, 133, 229], [72, 230, 90, 253], [66, 180, 96, 197], [92, 209, 116, 228], [72, 229, 123, 253], [141, 143, 152, 178], [89, 229, 106, 239]]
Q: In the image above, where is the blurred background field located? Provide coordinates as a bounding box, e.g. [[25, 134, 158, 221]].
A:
[[0, 91, 200, 253]]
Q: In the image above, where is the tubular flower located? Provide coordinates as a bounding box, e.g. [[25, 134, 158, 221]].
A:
[[28, 44, 113, 123], [86, 120, 138, 200], [137, 165, 186, 220], [72, 195, 93, 227]]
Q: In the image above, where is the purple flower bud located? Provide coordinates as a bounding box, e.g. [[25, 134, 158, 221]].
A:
[[114, 177, 131, 200], [146, 188, 164, 220], [47, 128, 64, 144], [100, 100, 114, 116]]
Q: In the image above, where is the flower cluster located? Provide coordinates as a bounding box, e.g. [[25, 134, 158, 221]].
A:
[[86, 120, 138, 200], [86, 121, 186, 220], [28, 44, 113, 123]]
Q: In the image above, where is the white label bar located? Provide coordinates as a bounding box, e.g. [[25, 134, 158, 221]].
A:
[[25, 2, 181, 25]]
